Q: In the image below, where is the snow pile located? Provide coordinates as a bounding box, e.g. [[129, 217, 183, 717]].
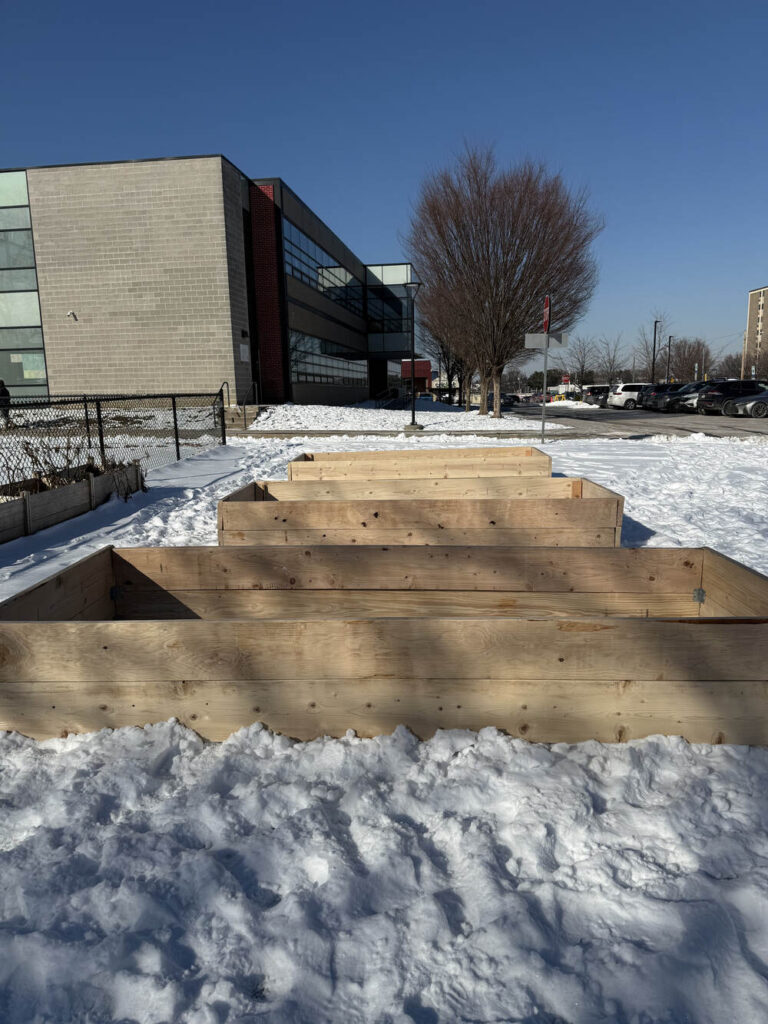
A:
[[250, 400, 569, 432], [2, 722, 768, 1021]]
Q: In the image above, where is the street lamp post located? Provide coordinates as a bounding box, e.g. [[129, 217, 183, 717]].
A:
[[404, 280, 422, 431], [650, 319, 661, 382], [666, 336, 673, 381]]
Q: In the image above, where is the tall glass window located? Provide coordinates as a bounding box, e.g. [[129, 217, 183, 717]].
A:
[[289, 331, 368, 387], [283, 219, 364, 316], [0, 170, 48, 396]]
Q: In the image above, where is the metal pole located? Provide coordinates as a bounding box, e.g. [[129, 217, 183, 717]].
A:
[[410, 311, 417, 427], [83, 396, 92, 450], [651, 319, 660, 382], [666, 336, 673, 381], [171, 396, 181, 461], [540, 338, 549, 444], [95, 400, 106, 467], [219, 389, 227, 446]]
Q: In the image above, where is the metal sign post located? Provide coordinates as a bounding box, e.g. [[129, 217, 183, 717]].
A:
[[525, 295, 568, 444], [540, 334, 550, 443]]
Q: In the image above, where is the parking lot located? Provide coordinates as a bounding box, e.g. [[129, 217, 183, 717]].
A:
[[512, 403, 768, 438]]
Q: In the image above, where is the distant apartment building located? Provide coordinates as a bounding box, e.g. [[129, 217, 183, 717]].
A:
[[0, 155, 416, 403], [742, 285, 767, 377]]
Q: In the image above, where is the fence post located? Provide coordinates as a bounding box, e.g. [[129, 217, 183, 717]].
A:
[[171, 396, 181, 461], [219, 390, 227, 446], [83, 395, 92, 450], [95, 400, 107, 467], [22, 491, 32, 535]]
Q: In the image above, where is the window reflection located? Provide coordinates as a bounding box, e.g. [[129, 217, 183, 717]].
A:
[[289, 331, 368, 387], [283, 219, 364, 316]]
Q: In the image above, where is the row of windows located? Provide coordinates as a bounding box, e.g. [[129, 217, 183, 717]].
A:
[[283, 219, 364, 316], [289, 331, 368, 387], [0, 172, 48, 392]]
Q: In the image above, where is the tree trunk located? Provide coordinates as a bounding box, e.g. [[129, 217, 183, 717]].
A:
[[478, 373, 489, 416], [492, 368, 502, 418], [464, 370, 473, 412]]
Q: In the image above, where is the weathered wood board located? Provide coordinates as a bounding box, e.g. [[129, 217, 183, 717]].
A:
[[0, 545, 765, 745], [217, 477, 623, 547], [227, 476, 579, 503], [290, 446, 541, 463], [287, 455, 551, 481]]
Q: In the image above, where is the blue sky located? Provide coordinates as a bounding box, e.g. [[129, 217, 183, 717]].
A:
[[4, 0, 766, 364]]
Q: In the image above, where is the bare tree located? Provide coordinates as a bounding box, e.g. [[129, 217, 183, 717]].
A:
[[553, 334, 597, 386], [667, 337, 714, 381], [634, 312, 672, 380], [716, 351, 743, 378], [403, 145, 603, 417], [595, 334, 625, 383]]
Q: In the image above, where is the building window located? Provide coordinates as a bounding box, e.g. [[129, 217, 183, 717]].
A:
[[283, 219, 364, 316], [0, 170, 47, 395], [289, 331, 368, 387]]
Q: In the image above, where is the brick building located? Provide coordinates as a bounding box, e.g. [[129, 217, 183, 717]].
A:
[[742, 285, 768, 378], [0, 156, 416, 403]]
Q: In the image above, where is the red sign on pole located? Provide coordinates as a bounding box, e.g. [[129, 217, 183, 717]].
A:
[[542, 295, 551, 333], [562, 375, 570, 385]]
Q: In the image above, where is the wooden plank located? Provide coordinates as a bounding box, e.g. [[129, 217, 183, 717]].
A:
[[300, 446, 537, 462], [0, 499, 25, 543], [219, 494, 620, 531], [259, 477, 577, 501], [112, 545, 704, 594], [220, 482, 257, 503], [288, 457, 552, 481], [219, 528, 618, 547], [703, 549, 768, 617], [29, 480, 91, 531], [3, 675, 768, 744], [114, 589, 703, 621], [1, 617, 763, 683], [0, 548, 115, 622]]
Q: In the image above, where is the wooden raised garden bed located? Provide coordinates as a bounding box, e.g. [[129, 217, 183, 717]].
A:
[[217, 477, 624, 547], [0, 544, 766, 745], [286, 446, 551, 480]]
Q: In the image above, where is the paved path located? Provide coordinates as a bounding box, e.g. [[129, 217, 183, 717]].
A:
[[231, 407, 768, 441]]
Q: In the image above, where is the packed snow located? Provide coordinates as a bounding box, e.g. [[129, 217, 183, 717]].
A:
[[1, 430, 767, 1022], [251, 399, 569, 432]]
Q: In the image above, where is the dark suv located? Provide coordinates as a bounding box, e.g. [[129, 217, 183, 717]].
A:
[[697, 379, 768, 415]]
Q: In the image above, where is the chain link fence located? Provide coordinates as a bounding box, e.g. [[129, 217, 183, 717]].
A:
[[0, 390, 226, 498]]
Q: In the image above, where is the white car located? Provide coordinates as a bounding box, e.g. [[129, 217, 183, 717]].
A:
[[606, 383, 651, 410]]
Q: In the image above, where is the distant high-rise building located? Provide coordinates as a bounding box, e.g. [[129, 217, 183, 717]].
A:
[[742, 285, 767, 377]]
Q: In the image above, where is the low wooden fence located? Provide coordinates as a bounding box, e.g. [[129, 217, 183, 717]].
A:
[[218, 477, 624, 547], [0, 544, 766, 745], [0, 463, 143, 544]]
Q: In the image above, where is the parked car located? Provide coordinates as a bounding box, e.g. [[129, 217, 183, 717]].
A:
[[722, 387, 768, 418], [644, 383, 687, 411], [663, 380, 710, 413], [582, 385, 610, 406], [606, 383, 651, 410], [697, 379, 768, 415]]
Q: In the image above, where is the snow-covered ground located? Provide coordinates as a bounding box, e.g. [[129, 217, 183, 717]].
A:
[[251, 399, 569, 432], [1, 432, 768, 1022]]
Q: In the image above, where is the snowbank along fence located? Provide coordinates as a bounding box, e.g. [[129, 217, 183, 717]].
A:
[[0, 390, 226, 498], [0, 544, 767, 745], [217, 477, 624, 547], [286, 445, 551, 481]]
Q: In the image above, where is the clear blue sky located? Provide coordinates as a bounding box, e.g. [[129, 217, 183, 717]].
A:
[[4, 0, 766, 364]]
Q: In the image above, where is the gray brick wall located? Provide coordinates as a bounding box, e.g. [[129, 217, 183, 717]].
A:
[[28, 156, 239, 398]]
